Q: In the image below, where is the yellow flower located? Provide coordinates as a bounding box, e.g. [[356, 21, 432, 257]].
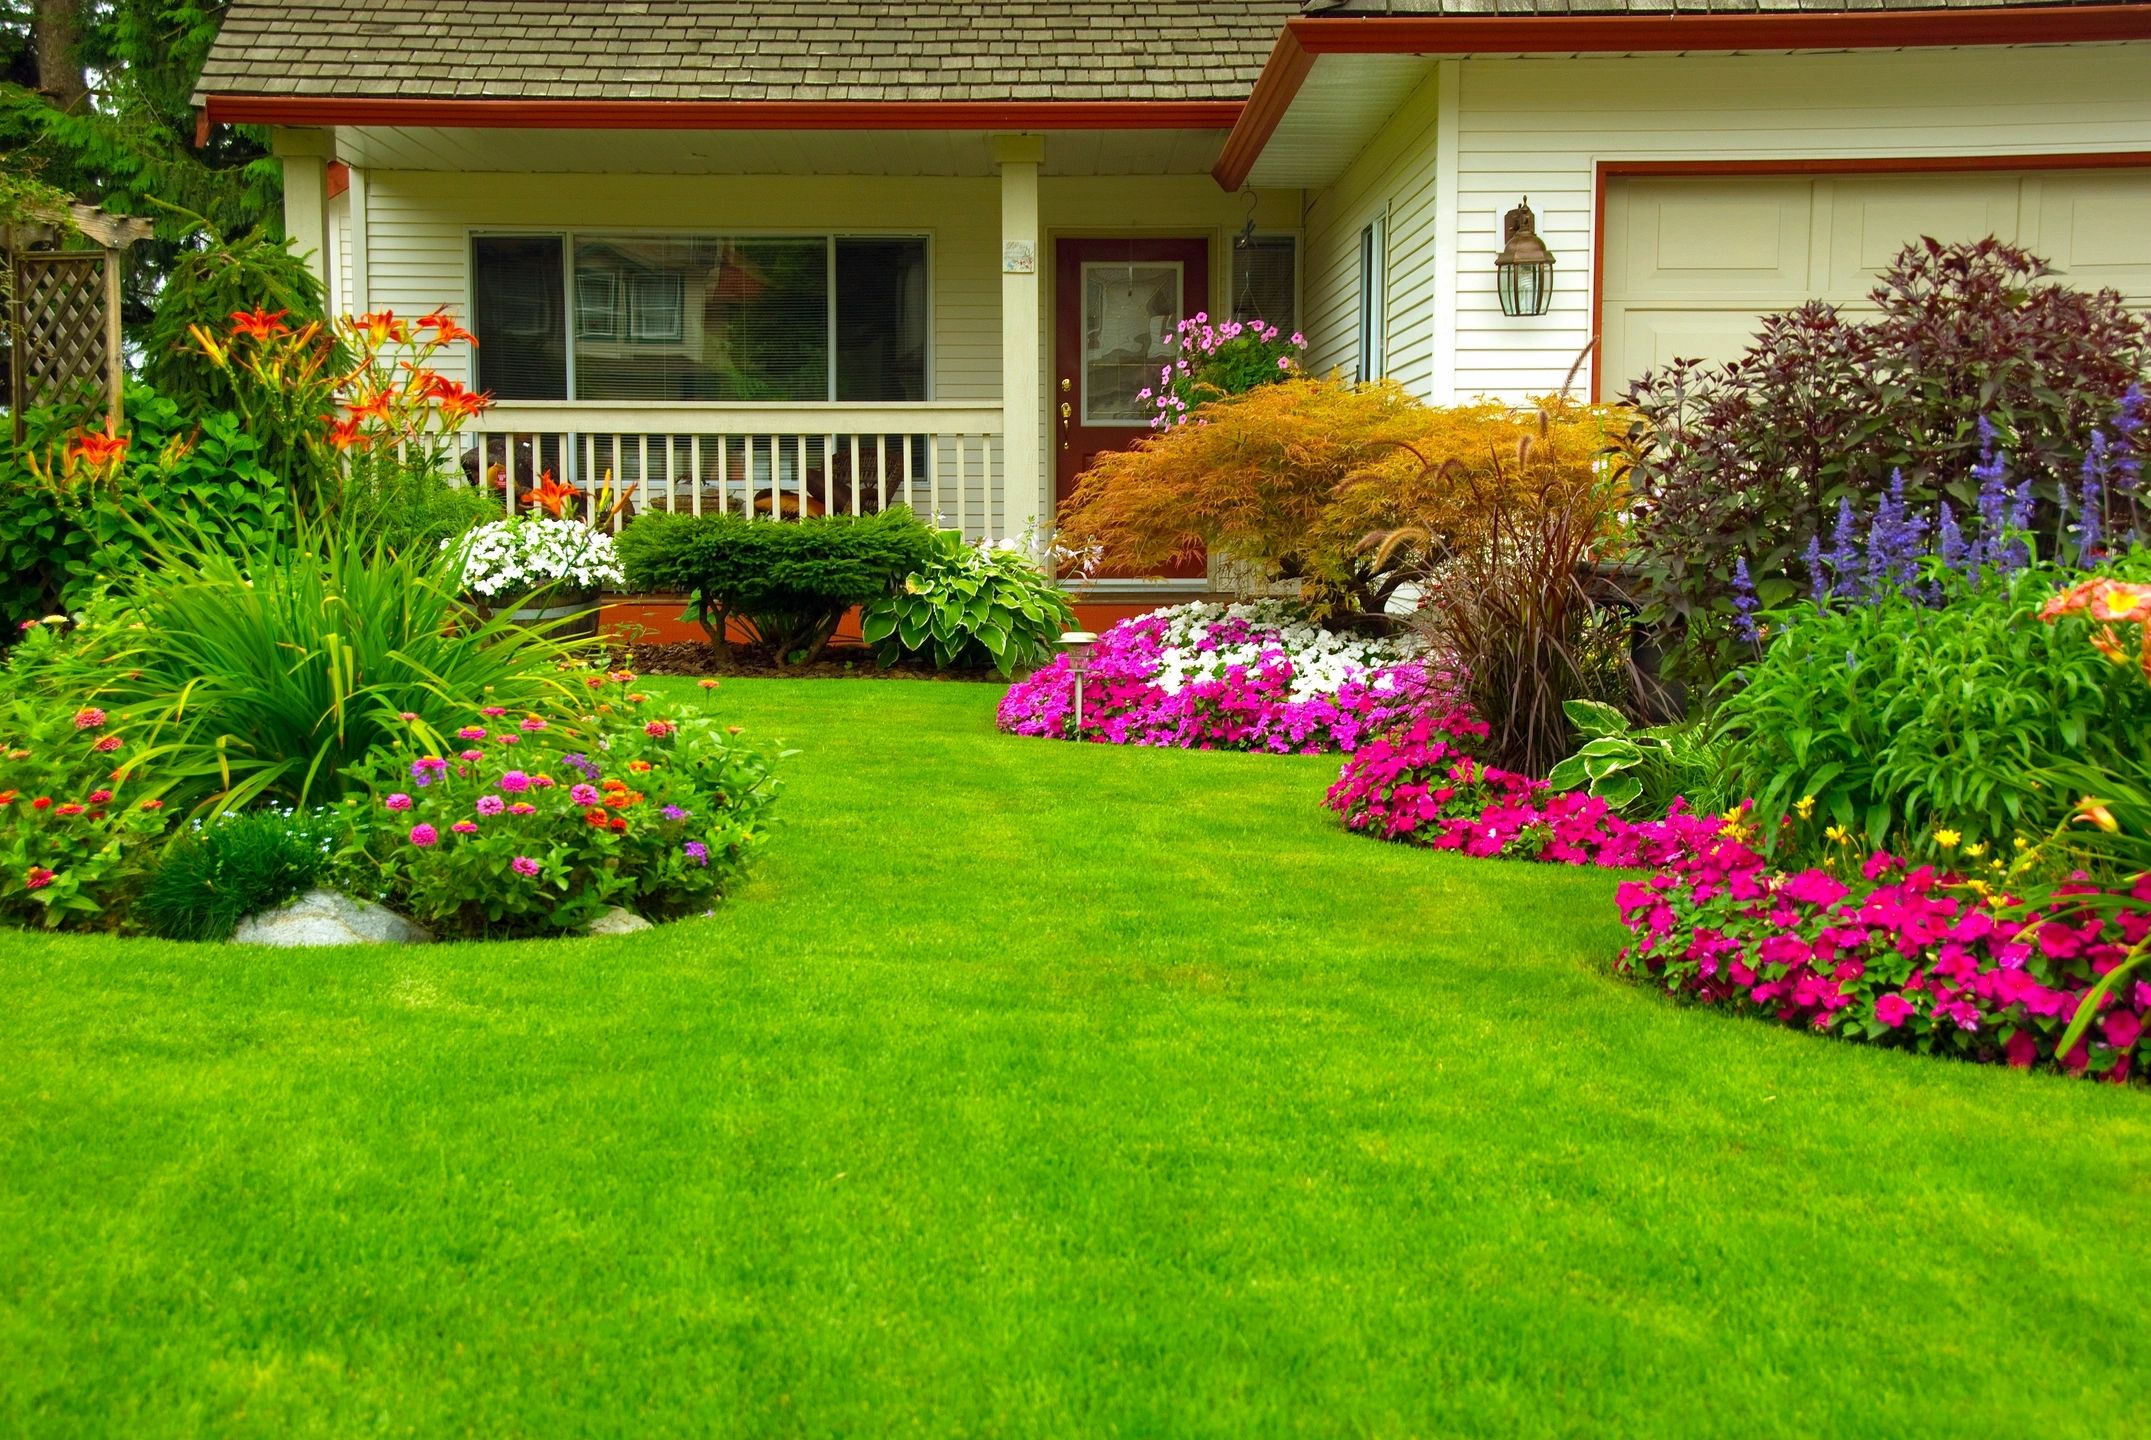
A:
[[2014, 836, 2031, 850], [1963, 841, 1988, 858], [1824, 824, 1850, 845], [1794, 795, 1816, 820], [1933, 828, 1961, 850]]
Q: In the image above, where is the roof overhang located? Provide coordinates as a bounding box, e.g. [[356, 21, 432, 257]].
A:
[[1214, 4, 2151, 190], [198, 96, 1244, 139]]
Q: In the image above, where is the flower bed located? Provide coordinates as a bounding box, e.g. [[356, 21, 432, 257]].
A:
[[1617, 844, 2150, 1082], [996, 601, 1447, 753], [1325, 709, 1728, 867]]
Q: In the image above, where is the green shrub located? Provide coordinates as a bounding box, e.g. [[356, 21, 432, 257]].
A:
[[138, 809, 329, 941], [336, 681, 779, 937], [1714, 555, 2151, 861], [859, 530, 1074, 676], [138, 226, 333, 413], [70, 516, 602, 813], [340, 456, 501, 556], [0, 681, 177, 932], [0, 382, 291, 630], [616, 507, 937, 664]]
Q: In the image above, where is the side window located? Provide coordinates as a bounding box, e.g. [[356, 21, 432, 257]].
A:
[[472, 235, 568, 400], [1356, 218, 1386, 383]]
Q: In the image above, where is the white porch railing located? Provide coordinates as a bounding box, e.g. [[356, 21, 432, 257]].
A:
[[460, 401, 1009, 540]]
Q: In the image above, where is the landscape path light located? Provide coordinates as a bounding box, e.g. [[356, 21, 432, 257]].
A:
[[1058, 630, 1098, 734]]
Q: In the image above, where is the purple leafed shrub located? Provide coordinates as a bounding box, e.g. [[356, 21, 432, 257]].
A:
[[1623, 237, 2151, 678]]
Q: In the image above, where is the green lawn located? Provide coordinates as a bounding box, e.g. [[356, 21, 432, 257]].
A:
[[4, 679, 2148, 1437]]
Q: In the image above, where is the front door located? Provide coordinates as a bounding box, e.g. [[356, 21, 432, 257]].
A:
[[1053, 236, 1211, 578]]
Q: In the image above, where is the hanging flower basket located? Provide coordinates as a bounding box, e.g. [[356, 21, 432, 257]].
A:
[[448, 516, 624, 637]]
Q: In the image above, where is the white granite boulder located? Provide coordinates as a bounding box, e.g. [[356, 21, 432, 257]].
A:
[[586, 906, 654, 936], [232, 889, 434, 947]]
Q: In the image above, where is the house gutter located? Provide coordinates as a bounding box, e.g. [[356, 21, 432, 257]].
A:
[[195, 97, 1246, 138], [1213, 5, 2151, 189]]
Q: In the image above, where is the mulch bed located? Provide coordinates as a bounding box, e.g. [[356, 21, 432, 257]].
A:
[[612, 639, 1006, 683]]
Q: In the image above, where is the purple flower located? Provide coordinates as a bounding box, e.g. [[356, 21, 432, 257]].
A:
[[1730, 557, 1760, 644], [2078, 430, 2109, 558], [683, 840, 709, 867], [662, 804, 690, 820], [409, 824, 438, 847], [562, 751, 600, 780], [511, 855, 540, 877], [1826, 497, 1861, 600], [475, 794, 505, 817], [1935, 500, 1966, 576], [410, 756, 448, 788], [1802, 533, 1827, 606]]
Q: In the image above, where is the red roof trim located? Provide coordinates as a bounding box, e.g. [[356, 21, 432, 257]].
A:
[[200, 96, 1244, 132], [1213, 4, 2151, 189]]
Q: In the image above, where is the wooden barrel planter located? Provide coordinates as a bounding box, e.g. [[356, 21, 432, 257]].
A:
[[474, 590, 602, 639]]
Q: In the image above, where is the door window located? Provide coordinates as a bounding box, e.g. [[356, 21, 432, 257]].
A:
[[1080, 261, 1182, 425]]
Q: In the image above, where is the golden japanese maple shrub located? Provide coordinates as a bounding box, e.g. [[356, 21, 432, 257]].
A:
[[1056, 376, 1629, 616]]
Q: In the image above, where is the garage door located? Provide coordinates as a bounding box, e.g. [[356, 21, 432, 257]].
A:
[[1599, 169, 2151, 399]]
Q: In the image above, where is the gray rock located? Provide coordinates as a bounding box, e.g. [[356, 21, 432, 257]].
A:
[[231, 889, 433, 947], [585, 906, 653, 936]]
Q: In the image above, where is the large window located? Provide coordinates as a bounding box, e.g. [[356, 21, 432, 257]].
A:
[[1231, 235, 1298, 335], [472, 232, 929, 403]]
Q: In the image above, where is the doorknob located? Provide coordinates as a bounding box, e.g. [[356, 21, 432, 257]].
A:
[[1058, 398, 1072, 449]]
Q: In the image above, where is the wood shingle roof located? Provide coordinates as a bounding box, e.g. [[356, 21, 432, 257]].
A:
[[195, 1, 1304, 105]]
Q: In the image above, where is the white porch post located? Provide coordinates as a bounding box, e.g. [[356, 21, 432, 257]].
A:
[[993, 134, 1046, 545], [271, 127, 332, 290]]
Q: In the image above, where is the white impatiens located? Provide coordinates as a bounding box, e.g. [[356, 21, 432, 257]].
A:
[[449, 516, 626, 600], [1149, 601, 1422, 703]]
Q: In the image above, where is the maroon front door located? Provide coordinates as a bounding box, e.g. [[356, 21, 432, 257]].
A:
[[1053, 237, 1211, 579]]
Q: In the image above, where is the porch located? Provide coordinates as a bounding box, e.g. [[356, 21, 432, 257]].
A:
[[276, 126, 1305, 561]]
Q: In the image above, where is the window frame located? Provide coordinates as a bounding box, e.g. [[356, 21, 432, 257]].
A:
[[466, 226, 936, 404], [1356, 216, 1386, 383]]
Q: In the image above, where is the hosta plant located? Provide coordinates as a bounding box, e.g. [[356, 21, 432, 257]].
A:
[[1545, 700, 1728, 818], [860, 530, 1075, 676]]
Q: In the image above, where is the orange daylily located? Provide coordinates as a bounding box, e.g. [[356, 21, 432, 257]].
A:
[[346, 391, 394, 424], [423, 374, 492, 421], [229, 307, 290, 341], [419, 308, 479, 345], [526, 472, 581, 517], [325, 415, 369, 450], [352, 310, 409, 345], [66, 430, 129, 470], [2041, 577, 2151, 681]]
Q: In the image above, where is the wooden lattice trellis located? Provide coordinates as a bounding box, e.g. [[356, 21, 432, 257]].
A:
[[3, 202, 153, 441]]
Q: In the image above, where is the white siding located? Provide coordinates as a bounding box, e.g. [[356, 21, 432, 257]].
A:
[[1299, 42, 2151, 404], [1301, 64, 1445, 391]]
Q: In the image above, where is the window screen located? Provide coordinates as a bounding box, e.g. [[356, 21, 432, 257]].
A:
[[835, 238, 928, 401], [472, 235, 567, 400], [1231, 236, 1297, 335]]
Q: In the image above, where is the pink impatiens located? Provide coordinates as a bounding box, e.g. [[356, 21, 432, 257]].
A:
[[998, 602, 1447, 754]]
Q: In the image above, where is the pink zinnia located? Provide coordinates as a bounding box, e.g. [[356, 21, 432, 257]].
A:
[[520, 716, 547, 732], [451, 820, 478, 834], [511, 856, 540, 877], [508, 802, 536, 815], [409, 824, 439, 847], [482, 706, 507, 717], [475, 794, 505, 816], [644, 719, 675, 738], [570, 783, 600, 805], [92, 735, 122, 753], [385, 792, 413, 811], [73, 708, 105, 730], [457, 726, 486, 740], [25, 866, 55, 890], [499, 770, 532, 792]]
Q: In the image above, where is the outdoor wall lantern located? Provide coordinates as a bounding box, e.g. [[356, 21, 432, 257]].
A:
[[1495, 197, 1556, 319], [1058, 631, 1098, 732]]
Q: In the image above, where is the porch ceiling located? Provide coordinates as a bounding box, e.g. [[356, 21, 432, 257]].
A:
[[1243, 53, 1431, 190], [332, 124, 1233, 178]]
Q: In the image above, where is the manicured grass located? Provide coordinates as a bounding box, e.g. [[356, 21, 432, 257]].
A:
[[4, 678, 2148, 1437]]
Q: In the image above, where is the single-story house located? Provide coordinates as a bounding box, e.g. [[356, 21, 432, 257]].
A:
[[194, 0, 2151, 607]]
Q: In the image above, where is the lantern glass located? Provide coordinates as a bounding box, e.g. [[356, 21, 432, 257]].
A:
[[1497, 259, 1553, 318]]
